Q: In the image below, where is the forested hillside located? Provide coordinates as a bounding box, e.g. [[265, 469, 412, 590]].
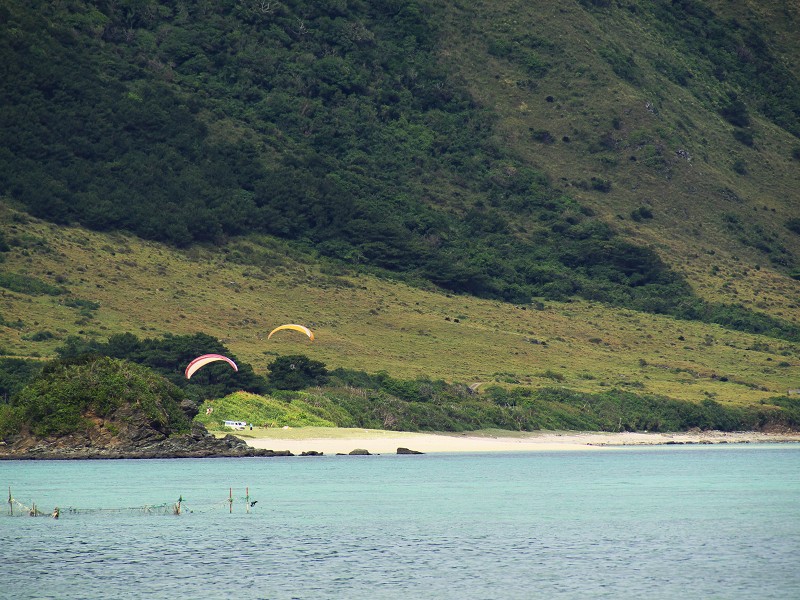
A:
[[1, 0, 798, 337]]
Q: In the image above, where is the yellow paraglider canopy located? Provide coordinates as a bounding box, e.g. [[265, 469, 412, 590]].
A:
[[268, 324, 314, 341]]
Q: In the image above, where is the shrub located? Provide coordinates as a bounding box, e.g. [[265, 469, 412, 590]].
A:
[[268, 355, 329, 391], [732, 128, 754, 146], [530, 129, 555, 144], [0, 273, 64, 296], [0, 358, 42, 401], [0, 404, 23, 438], [720, 96, 750, 127], [599, 45, 641, 82], [22, 331, 55, 342], [630, 206, 654, 221], [12, 357, 190, 438], [538, 370, 565, 382], [591, 177, 612, 192], [63, 297, 101, 312]]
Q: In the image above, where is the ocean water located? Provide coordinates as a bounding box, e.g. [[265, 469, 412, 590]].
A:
[[2, 445, 799, 599]]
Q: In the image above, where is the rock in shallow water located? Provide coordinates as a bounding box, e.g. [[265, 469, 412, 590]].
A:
[[348, 448, 371, 455]]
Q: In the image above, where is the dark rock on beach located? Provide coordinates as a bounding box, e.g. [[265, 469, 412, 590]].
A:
[[349, 448, 372, 455], [0, 421, 293, 460], [396, 447, 424, 454]]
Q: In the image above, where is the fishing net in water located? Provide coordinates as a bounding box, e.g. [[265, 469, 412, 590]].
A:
[[5, 491, 258, 518]]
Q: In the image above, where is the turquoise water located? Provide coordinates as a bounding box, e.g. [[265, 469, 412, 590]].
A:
[[2, 445, 799, 599]]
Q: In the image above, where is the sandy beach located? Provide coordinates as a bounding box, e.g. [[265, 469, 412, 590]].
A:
[[240, 427, 800, 455]]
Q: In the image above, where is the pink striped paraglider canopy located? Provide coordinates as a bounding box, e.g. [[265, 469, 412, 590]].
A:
[[184, 354, 238, 379]]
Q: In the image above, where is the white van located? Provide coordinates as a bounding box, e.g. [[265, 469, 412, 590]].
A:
[[223, 420, 247, 430]]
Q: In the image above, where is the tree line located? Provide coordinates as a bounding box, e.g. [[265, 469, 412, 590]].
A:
[[1, 332, 798, 438]]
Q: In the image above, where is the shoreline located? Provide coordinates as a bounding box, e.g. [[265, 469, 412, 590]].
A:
[[240, 428, 800, 455]]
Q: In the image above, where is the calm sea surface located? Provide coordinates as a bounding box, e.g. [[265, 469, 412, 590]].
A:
[[2, 445, 799, 599]]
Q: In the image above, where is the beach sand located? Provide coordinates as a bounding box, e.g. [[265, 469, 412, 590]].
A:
[[240, 427, 800, 455]]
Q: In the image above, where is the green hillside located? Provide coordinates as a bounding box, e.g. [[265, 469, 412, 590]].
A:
[[2, 1, 798, 323], [0, 1, 798, 428], [438, 0, 800, 312], [0, 208, 797, 410]]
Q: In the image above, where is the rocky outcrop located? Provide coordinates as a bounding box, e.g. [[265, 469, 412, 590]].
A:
[[348, 448, 372, 455], [0, 356, 297, 460], [397, 447, 423, 454], [0, 421, 293, 460]]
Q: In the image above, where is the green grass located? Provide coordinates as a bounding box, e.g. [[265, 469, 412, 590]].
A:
[[0, 206, 797, 411], [195, 391, 336, 430]]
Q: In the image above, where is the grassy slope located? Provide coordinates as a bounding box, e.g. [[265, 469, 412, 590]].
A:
[[436, 0, 800, 322], [1, 205, 797, 408], [1, 2, 798, 416]]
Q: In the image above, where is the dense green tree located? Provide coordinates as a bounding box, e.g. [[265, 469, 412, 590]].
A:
[[11, 356, 191, 438], [0, 358, 43, 404], [55, 333, 268, 401], [0, 0, 797, 340], [268, 355, 329, 391]]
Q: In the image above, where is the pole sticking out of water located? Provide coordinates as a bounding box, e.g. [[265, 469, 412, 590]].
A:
[[246, 487, 250, 514], [8, 486, 12, 516], [229, 487, 233, 514]]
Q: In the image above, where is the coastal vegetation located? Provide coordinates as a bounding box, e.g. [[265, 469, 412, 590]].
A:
[[1, 356, 190, 439], [0, 1, 798, 437], [0, 210, 797, 435], [2, 345, 798, 440]]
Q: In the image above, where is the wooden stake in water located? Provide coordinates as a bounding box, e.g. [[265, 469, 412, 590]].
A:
[[229, 487, 233, 514], [8, 486, 11, 516], [246, 487, 250, 514]]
